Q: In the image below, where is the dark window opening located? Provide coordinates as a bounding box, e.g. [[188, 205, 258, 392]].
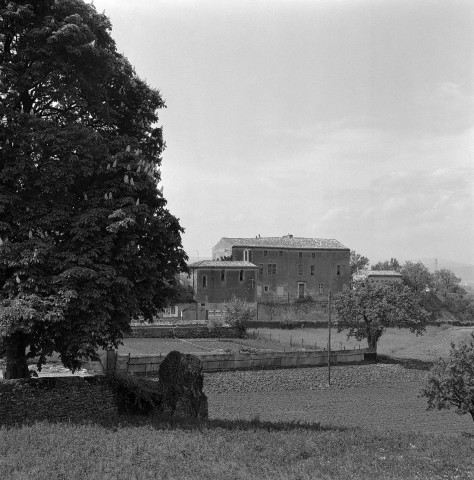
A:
[[202, 275, 207, 288], [239, 270, 244, 281]]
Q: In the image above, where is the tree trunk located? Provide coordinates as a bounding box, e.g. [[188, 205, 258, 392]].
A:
[[367, 334, 378, 352], [4, 333, 30, 379]]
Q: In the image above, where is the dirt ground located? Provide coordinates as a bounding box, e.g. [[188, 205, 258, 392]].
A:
[[208, 382, 474, 435]]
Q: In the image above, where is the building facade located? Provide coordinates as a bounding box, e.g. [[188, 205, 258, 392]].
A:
[[188, 260, 258, 309], [212, 235, 350, 302], [365, 270, 403, 283]]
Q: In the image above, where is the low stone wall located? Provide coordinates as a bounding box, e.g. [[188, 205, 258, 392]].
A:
[[0, 376, 118, 426], [114, 348, 373, 375], [0, 374, 208, 427], [126, 325, 242, 339]]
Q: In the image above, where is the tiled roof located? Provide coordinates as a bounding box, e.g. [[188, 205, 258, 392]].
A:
[[367, 270, 403, 276], [220, 237, 348, 250], [188, 260, 257, 268]]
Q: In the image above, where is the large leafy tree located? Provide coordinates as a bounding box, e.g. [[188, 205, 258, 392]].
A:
[[333, 280, 429, 352], [0, 0, 187, 378]]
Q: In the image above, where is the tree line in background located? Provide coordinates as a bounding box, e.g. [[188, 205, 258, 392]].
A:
[[350, 250, 474, 323]]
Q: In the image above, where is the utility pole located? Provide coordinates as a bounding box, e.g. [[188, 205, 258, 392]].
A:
[[327, 290, 332, 386]]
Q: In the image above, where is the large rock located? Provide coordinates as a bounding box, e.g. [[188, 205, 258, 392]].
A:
[[158, 351, 207, 418]]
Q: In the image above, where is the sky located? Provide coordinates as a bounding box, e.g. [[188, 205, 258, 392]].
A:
[[94, 0, 474, 265]]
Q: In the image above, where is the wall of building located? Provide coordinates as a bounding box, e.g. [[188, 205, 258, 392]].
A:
[[230, 247, 350, 301], [193, 268, 257, 304]]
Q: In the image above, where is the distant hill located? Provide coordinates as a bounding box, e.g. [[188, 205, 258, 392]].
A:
[[417, 258, 474, 286]]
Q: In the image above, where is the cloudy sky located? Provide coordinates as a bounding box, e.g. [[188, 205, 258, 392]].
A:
[[95, 0, 473, 265]]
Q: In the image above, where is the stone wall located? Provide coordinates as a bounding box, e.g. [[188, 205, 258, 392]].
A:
[[0, 374, 208, 427], [126, 324, 242, 339], [0, 376, 118, 426], [113, 348, 373, 375]]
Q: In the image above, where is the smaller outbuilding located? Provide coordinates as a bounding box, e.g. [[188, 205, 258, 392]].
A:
[[365, 270, 403, 283], [188, 260, 258, 311]]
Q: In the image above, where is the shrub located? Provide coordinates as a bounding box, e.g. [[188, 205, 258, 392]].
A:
[[106, 373, 163, 415], [206, 317, 225, 333], [223, 296, 256, 335], [279, 304, 300, 329], [420, 332, 474, 423]]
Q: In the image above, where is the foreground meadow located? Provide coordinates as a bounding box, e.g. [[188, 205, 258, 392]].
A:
[[1, 419, 473, 480]]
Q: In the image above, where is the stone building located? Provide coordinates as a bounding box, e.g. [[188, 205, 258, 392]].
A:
[[212, 235, 350, 302], [188, 260, 258, 310], [365, 270, 403, 283]]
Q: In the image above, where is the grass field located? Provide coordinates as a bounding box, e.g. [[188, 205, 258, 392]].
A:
[[3, 324, 473, 478], [1, 418, 473, 480], [251, 325, 474, 361]]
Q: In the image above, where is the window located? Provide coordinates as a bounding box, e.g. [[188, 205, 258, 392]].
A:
[[244, 249, 251, 262], [250, 279, 255, 289], [337, 264, 341, 276], [276, 286, 284, 297], [263, 285, 269, 293], [297, 264, 303, 275], [279, 250, 283, 256], [268, 263, 277, 275], [164, 306, 178, 317], [263, 250, 268, 257], [239, 269, 244, 282], [319, 283, 324, 294], [310, 265, 315, 276], [258, 263, 264, 276], [298, 252, 303, 258], [202, 275, 207, 288], [311, 252, 316, 259], [220, 269, 225, 282]]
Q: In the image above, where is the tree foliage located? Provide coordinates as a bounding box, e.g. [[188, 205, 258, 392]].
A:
[[223, 296, 255, 335], [0, 1, 187, 378], [333, 280, 429, 351], [350, 250, 369, 278], [371, 258, 401, 272], [420, 333, 474, 422], [400, 261, 434, 295]]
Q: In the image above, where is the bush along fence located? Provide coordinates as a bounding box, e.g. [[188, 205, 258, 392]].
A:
[[99, 347, 376, 376]]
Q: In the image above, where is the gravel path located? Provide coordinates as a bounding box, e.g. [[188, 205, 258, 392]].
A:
[[204, 363, 428, 395]]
